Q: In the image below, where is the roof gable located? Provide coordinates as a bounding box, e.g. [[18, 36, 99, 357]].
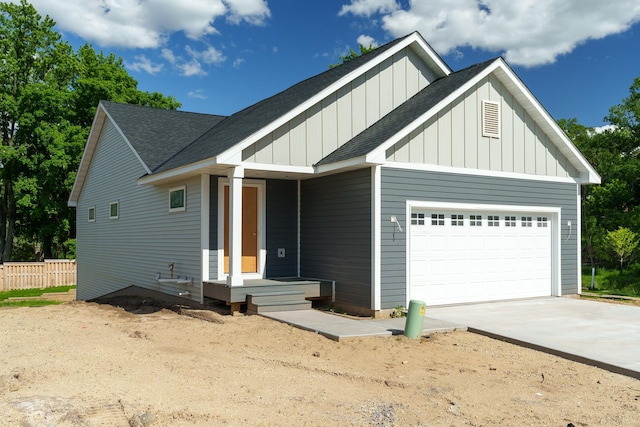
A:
[[150, 32, 451, 176], [68, 101, 225, 204]]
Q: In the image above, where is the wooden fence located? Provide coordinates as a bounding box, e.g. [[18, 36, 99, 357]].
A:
[[0, 260, 76, 291]]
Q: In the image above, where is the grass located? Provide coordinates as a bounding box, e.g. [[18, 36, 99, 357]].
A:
[[581, 267, 640, 298], [0, 285, 76, 307]]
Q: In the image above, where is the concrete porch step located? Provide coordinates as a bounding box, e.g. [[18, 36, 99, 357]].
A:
[[247, 291, 311, 314]]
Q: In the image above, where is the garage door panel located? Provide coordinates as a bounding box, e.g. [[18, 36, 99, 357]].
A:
[[410, 208, 552, 306]]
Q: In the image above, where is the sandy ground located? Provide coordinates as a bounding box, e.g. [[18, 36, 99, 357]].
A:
[[1, 298, 639, 427]]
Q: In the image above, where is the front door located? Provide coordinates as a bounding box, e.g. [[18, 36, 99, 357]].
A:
[[223, 186, 258, 273]]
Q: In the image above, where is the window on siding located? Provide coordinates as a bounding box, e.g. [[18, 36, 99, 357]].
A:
[[109, 201, 119, 220], [88, 207, 95, 222], [521, 216, 532, 227], [411, 212, 425, 226], [431, 213, 444, 226], [470, 215, 482, 226], [169, 186, 186, 212], [488, 215, 500, 227], [482, 100, 501, 138]]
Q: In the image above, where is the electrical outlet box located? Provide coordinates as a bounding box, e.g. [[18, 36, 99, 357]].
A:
[[390, 216, 397, 223], [277, 248, 285, 258]]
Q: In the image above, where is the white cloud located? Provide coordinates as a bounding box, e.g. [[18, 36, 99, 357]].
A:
[[186, 46, 226, 65], [188, 89, 208, 99], [180, 60, 207, 77], [340, 0, 640, 67], [224, 0, 271, 25], [19, 0, 270, 49], [357, 34, 378, 48], [338, 0, 399, 17], [126, 55, 163, 74], [233, 58, 246, 68]]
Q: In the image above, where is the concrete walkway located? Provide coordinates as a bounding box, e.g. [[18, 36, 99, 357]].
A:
[[263, 297, 640, 379], [261, 310, 466, 341]]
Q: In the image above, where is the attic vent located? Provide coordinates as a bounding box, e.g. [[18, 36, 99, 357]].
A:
[[482, 100, 500, 138]]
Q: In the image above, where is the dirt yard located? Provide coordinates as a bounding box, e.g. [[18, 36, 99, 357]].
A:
[[1, 297, 638, 426]]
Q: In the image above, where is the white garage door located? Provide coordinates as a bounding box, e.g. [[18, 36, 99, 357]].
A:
[[410, 208, 552, 306]]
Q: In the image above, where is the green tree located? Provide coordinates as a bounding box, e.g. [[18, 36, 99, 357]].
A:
[[0, 0, 181, 261], [605, 227, 639, 271], [329, 44, 377, 68]]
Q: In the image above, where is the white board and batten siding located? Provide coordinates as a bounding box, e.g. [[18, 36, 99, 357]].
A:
[[76, 119, 203, 301], [242, 47, 438, 168], [387, 73, 580, 180]]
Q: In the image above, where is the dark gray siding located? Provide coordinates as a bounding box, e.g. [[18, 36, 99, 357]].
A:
[[265, 180, 298, 277], [76, 120, 202, 301], [301, 169, 372, 309], [381, 167, 579, 308]]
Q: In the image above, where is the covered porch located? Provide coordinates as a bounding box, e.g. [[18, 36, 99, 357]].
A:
[[203, 277, 334, 315]]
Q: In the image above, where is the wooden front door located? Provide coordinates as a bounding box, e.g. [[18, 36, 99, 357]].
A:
[[224, 186, 258, 273]]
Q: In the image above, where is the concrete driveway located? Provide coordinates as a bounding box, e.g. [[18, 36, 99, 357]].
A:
[[424, 297, 640, 379]]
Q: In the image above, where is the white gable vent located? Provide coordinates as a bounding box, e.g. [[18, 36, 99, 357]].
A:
[[482, 100, 501, 138]]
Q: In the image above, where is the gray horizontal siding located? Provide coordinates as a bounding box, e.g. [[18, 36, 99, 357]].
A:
[[265, 179, 298, 277], [76, 119, 202, 302], [381, 167, 579, 309], [301, 169, 372, 309]]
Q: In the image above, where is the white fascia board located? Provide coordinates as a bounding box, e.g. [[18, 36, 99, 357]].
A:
[[366, 59, 503, 164], [217, 33, 451, 165], [492, 60, 601, 185], [245, 163, 315, 175], [385, 162, 581, 184], [138, 157, 221, 185], [68, 106, 105, 205], [314, 156, 375, 174]]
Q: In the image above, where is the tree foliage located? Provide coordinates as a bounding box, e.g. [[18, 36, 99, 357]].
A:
[[605, 227, 639, 271], [329, 44, 377, 68], [0, 0, 180, 261], [564, 77, 640, 271]]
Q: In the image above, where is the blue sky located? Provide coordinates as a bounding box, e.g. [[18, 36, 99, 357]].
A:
[[19, 0, 640, 128]]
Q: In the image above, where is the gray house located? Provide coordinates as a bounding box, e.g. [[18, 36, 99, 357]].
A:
[[68, 32, 600, 316]]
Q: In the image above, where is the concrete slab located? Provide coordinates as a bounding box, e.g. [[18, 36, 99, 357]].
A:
[[261, 310, 466, 341], [424, 297, 640, 379]]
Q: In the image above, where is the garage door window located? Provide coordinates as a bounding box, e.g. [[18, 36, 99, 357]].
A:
[[521, 216, 533, 227], [537, 217, 548, 227], [505, 216, 516, 227], [411, 212, 425, 225], [470, 215, 482, 226], [451, 214, 464, 226], [431, 213, 444, 226], [488, 215, 499, 227]]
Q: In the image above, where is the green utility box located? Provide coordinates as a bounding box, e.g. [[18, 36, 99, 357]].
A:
[[403, 299, 426, 339]]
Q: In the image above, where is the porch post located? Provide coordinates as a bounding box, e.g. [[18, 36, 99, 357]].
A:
[[227, 166, 244, 287]]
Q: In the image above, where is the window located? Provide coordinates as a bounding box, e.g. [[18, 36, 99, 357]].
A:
[[537, 217, 549, 228], [169, 186, 186, 212], [521, 216, 532, 227], [451, 214, 464, 226], [109, 201, 119, 220], [488, 215, 499, 227], [505, 216, 516, 227], [411, 212, 425, 226], [88, 207, 95, 222], [431, 213, 444, 226], [470, 215, 482, 226], [482, 100, 501, 138]]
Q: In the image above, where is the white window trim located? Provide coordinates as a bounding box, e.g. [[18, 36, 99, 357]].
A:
[[109, 201, 119, 220], [88, 206, 96, 222], [169, 185, 187, 212]]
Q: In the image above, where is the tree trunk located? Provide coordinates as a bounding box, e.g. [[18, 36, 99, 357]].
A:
[[2, 181, 16, 262]]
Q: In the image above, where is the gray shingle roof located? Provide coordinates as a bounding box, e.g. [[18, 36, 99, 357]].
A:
[[151, 33, 416, 174], [315, 59, 498, 166], [100, 101, 226, 171]]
